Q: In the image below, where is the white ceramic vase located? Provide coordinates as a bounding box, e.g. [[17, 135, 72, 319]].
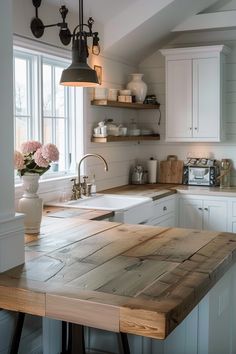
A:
[[126, 73, 147, 103], [18, 173, 43, 234]]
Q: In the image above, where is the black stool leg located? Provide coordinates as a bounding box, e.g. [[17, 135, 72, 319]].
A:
[[10, 312, 25, 354], [118, 332, 130, 354], [72, 324, 85, 354], [66, 323, 86, 354], [61, 321, 68, 354]]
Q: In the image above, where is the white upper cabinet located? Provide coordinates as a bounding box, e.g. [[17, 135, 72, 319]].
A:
[[160, 46, 230, 142]]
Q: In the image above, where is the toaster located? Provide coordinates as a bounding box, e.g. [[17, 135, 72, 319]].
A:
[[183, 158, 220, 186]]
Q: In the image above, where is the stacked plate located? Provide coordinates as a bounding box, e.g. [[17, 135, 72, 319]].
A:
[[141, 129, 153, 135]]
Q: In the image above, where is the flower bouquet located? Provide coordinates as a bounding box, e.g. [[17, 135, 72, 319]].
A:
[[14, 140, 59, 176]]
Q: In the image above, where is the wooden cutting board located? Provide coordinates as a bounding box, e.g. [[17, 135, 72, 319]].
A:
[[159, 157, 184, 184]]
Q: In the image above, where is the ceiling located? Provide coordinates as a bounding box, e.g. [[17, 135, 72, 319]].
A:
[[45, 0, 234, 64]]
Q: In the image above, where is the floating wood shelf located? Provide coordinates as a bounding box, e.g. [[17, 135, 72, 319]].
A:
[[91, 100, 160, 109], [91, 134, 160, 143]]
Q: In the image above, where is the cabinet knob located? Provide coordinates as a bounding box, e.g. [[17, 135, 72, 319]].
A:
[[189, 127, 192, 131], [163, 206, 167, 211], [194, 127, 198, 130], [204, 207, 208, 211], [198, 207, 203, 210]]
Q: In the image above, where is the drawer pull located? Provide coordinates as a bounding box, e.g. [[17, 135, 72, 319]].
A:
[[204, 208, 209, 211], [163, 206, 167, 211], [198, 207, 203, 210]]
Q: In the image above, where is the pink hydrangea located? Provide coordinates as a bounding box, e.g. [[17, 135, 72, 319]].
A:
[[21, 140, 42, 154], [41, 143, 59, 162], [14, 151, 25, 170], [34, 148, 50, 168]]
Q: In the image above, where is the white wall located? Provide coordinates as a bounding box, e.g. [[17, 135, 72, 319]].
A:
[[138, 29, 236, 186]]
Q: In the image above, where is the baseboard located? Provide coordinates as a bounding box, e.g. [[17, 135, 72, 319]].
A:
[[0, 213, 24, 272]]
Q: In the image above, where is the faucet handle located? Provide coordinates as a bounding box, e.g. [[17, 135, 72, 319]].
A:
[[71, 178, 76, 185], [82, 176, 88, 182], [70, 178, 78, 200]]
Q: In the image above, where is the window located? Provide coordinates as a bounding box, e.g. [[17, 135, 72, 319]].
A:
[[13, 45, 83, 179]]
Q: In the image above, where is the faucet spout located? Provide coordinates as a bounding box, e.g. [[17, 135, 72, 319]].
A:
[[77, 153, 108, 198]]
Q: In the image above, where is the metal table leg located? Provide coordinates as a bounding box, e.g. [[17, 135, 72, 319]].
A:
[[118, 332, 130, 354], [62, 323, 86, 354], [10, 312, 25, 354]]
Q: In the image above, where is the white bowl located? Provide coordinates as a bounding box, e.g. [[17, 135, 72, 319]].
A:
[[129, 129, 140, 136]]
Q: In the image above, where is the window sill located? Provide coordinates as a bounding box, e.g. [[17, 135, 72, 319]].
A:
[[15, 173, 76, 204]]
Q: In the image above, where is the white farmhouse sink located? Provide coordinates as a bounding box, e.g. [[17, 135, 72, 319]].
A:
[[47, 194, 151, 211], [46, 194, 153, 224]]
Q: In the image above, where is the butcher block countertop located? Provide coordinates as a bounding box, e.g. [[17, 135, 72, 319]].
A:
[[1, 213, 236, 340], [103, 183, 236, 199], [102, 183, 177, 201]]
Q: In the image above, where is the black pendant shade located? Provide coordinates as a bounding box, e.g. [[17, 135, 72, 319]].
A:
[[60, 38, 99, 87], [60, 62, 99, 87]]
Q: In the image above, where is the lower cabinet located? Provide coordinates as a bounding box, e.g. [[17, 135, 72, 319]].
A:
[[85, 263, 236, 354], [146, 195, 177, 227], [179, 195, 228, 232]]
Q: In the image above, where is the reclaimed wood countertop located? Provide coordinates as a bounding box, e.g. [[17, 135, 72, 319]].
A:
[[102, 183, 177, 201], [0, 212, 236, 339]]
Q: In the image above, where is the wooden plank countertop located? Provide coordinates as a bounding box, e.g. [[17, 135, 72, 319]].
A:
[[1, 215, 236, 340], [102, 183, 177, 201], [43, 205, 114, 221]]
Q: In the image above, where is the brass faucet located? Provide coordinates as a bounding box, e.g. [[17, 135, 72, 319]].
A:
[[71, 153, 108, 199]]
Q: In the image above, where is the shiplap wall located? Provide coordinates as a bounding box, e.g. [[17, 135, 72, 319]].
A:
[[84, 56, 141, 191], [137, 32, 236, 186]]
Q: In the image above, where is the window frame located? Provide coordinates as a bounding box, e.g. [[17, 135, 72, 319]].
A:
[[13, 36, 84, 200]]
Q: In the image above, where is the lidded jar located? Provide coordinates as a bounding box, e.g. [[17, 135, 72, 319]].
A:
[[220, 159, 231, 188]]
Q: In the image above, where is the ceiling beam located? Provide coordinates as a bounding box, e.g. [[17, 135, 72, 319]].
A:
[[172, 11, 236, 32]]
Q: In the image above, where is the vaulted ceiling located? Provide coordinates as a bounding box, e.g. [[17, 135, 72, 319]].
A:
[[45, 0, 235, 64]]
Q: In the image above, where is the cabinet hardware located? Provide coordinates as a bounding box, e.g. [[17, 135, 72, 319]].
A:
[[204, 208, 209, 211], [163, 206, 167, 211], [189, 127, 192, 131], [194, 127, 198, 130], [198, 207, 203, 210]]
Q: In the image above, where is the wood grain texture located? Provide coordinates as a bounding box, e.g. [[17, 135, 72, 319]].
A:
[[159, 160, 184, 184], [0, 214, 236, 339], [101, 184, 177, 201]]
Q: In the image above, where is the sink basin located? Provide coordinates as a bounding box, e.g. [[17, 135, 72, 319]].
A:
[[46, 194, 152, 211]]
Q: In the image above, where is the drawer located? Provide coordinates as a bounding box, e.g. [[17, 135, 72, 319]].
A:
[[232, 202, 236, 217], [154, 197, 175, 218]]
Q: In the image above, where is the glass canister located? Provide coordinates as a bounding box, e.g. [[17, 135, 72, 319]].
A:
[[220, 159, 231, 188]]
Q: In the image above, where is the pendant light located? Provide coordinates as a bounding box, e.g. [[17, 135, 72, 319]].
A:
[[30, 0, 100, 87]]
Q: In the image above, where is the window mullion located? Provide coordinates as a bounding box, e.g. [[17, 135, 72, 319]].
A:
[[39, 56, 44, 142], [26, 58, 32, 140], [52, 65, 56, 145]]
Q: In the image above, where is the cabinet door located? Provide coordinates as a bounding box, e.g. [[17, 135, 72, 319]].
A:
[[166, 59, 192, 139], [203, 200, 227, 232], [192, 57, 220, 140], [179, 198, 203, 229]]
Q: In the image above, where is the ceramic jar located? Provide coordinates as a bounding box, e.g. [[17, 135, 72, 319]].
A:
[[126, 73, 147, 103], [18, 173, 43, 234]]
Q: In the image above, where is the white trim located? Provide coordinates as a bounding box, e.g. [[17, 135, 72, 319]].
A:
[[160, 45, 230, 57], [172, 11, 236, 33], [13, 34, 71, 60], [0, 214, 24, 272]]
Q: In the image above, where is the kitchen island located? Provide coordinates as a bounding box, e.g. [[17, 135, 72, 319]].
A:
[[1, 209, 236, 353]]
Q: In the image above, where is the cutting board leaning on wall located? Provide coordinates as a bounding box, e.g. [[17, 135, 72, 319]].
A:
[[159, 155, 184, 184]]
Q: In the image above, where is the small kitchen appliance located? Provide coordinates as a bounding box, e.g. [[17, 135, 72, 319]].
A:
[[131, 165, 148, 185], [183, 158, 220, 186]]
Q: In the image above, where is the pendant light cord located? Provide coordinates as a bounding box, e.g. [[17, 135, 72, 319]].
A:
[[79, 0, 83, 31]]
